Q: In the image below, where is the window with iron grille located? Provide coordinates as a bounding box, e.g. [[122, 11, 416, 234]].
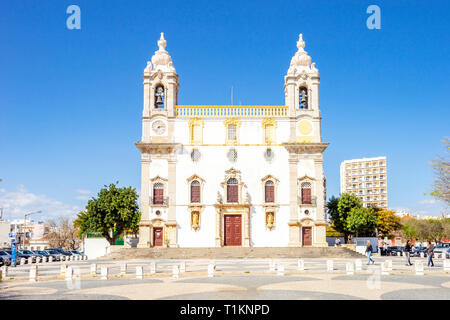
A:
[[190, 180, 201, 203], [227, 178, 239, 202], [153, 183, 164, 204], [228, 125, 237, 141], [301, 182, 312, 204]]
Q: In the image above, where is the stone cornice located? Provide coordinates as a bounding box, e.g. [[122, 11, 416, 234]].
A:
[[135, 142, 182, 153], [282, 142, 329, 154]]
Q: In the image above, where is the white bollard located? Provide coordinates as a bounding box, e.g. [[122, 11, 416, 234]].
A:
[[355, 259, 362, 271], [136, 266, 143, 279], [42, 256, 47, 263], [297, 259, 305, 271], [207, 263, 215, 277], [1, 266, 8, 277], [49, 256, 53, 263], [20, 258, 25, 265], [70, 256, 75, 261], [179, 261, 186, 273], [60, 264, 67, 276], [150, 262, 156, 274], [346, 262, 355, 275], [101, 266, 108, 280], [29, 266, 38, 282], [444, 260, 450, 271], [120, 264, 127, 275], [326, 260, 333, 271], [269, 260, 276, 272], [415, 261, 424, 275], [172, 265, 179, 279], [35, 257, 40, 264], [90, 264, 97, 276], [276, 264, 285, 276], [386, 260, 393, 271], [381, 261, 389, 275], [420, 252, 424, 258], [65, 266, 73, 280], [27, 257, 33, 265]]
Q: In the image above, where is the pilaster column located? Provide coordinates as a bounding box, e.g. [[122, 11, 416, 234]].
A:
[[166, 152, 178, 247], [313, 155, 328, 247], [288, 153, 301, 247], [137, 153, 151, 248]]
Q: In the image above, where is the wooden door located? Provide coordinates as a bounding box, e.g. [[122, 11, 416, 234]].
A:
[[153, 227, 163, 246], [224, 215, 242, 246], [301, 188, 312, 204], [302, 227, 312, 246]]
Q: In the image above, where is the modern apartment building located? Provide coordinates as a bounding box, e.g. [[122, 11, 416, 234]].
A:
[[340, 156, 388, 209]]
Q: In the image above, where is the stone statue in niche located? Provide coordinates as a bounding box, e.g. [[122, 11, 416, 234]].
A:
[[191, 212, 200, 231], [266, 212, 275, 230]]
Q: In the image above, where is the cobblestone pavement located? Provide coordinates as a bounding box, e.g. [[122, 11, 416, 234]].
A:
[[1, 256, 449, 300]]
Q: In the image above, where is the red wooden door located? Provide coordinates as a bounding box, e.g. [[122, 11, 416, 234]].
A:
[[153, 227, 163, 246], [224, 215, 241, 246], [302, 227, 312, 246], [301, 188, 312, 204], [154, 188, 164, 204]]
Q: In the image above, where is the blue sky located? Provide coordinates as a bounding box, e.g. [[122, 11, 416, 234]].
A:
[[0, 0, 449, 221]]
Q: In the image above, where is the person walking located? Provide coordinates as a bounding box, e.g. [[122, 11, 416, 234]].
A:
[[404, 240, 413, 266], [426, 241, 434, 267], [335, 238, 341, 247], [366, 240, 375, 265]]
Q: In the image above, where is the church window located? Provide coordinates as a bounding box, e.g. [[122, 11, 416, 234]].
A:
[[227, 178, 239, 202], [190, 180, 201, 203], [299, 86, 308, 109], [153, 183, 164, 204], [227, 148, 238, 162], [191, 148, 201, 162], [265, 180, 275, 203], [228, 125, 237, 141], [301, 182, 312, 204], [264, 124, 274, 144], [154, 85, 165, 109], [189, 118, 204, 144], [264, 148, 274, 161]]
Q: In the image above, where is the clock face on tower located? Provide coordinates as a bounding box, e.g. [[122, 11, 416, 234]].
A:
[[152, 120, 166, 135]]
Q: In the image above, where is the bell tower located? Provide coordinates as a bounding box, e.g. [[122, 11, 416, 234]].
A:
[[141, 32, 179, 143]]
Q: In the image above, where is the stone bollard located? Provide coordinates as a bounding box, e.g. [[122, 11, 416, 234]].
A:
[[397, 252, 401, 257], [35, 257, 40, 264], [172, 265, 179, 279], [276, 264, 285, 276], [0, 269, 2, 281], [29, 266, 38, 282], [355, 259, 362, 271], [179, 261, 186, 273], [65, 266, 73, 280], [27, 257, 33, 265], [1, 266, 8, 278], [90, 264, 97, 276], [381, 261, 389, 275], [136, 266, 143, 279], [346, 262, 355, 275], [297, 259, 305, 271], [101, 267, 108, 280], [49, 256, 53, 263], [415, 261, 424, 275], [326, 260, 334, 271], [444, 260, 450, 271], [269, 260, 276, 272], [386, 260, 393, 271], [20, 258, 25, 265], [60, 264, 67, 276], [120, 264, 127, 275], [150, 262, 156, 274], [420, 252, 424, 258], [42, 256, 47, 263], [207, 263, 215, 277], [84, 255, 88, 261]]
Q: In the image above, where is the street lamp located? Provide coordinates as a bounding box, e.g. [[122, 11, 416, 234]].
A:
[[22, 210, 42, 249]]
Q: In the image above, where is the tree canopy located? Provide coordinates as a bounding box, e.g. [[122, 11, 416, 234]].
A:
[[74, 183, 141, 245], [327, 193, 362, 242], [429, 138, 449, 208], [375, 209, 402, 239], [346, 206, 378, 236]]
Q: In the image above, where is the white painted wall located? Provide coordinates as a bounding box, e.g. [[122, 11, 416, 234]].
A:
[[83, 238, 110, 259]]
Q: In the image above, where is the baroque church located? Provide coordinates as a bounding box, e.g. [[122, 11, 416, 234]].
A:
[[136, 33, 329, 248]]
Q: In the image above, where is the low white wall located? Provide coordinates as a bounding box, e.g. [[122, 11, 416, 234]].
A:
[[83, 238, 110, 259]]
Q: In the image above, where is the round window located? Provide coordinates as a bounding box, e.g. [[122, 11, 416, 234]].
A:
[[155, 210, 161, 216], [264, 148, 274, 161], [227, 148, 238, 162], [191, 148, 201, 162], [304, 210, 310, 215]]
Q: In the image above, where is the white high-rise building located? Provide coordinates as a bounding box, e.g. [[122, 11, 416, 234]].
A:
[[340, 156, 388, 208], [136, 33, 329, 248]]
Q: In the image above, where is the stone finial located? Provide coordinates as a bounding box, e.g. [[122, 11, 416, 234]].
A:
[[217, 191, 223, 204], [296, 34, 305, 50], [158, 32, 167, 51], [287, 33, 313, 75]]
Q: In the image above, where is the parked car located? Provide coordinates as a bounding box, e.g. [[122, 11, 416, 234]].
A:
[[386, 246, 404, 256], [43, 250, 64, 261], [68, 250, 85, 258], [19, 250, 44, 262], [411, 246, 428, 257], [0, 250, 12, 266], [4, 250, 35, 263], [0, 256, 4, 266], [433, 243, 450, 256], [32, 250, 58, 262], [48, 248, 72, 256]]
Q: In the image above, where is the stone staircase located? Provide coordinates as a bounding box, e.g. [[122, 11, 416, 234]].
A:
[[101, 246, 363, 260]]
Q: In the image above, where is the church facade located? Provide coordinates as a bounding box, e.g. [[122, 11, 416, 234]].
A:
[[136, 33, 329, 248]]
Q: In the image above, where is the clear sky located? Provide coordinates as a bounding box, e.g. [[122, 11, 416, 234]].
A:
[[0, 0, 449, 222]]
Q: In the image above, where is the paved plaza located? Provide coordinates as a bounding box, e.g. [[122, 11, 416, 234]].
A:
[[1, 256, 449, 300]]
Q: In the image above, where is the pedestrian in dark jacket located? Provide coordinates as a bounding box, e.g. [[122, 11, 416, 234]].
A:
[[426, 241, 434, 267], [404, 240, 413, 266], [366, 240, 374, 265]]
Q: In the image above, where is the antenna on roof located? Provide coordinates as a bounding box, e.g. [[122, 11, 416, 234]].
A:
[[231, 86, 233, 106]]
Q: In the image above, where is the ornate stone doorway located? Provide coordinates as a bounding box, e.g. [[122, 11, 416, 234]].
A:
[[214, 204, 250, 247], [302, 227, 312, 246], [153, 227, 163, 246]]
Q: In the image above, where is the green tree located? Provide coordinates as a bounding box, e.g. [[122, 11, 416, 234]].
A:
[[327, 193, 362, 243], [376, 209, 402, 239], [75, 183, 141, 245], [401, 218, 420, 241], [346, 207, 378, 236], [429, 138, 449, 208]]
